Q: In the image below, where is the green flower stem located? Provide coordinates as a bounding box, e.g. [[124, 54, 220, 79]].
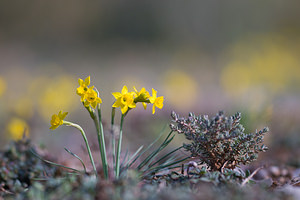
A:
[[134, 99, 150, 104], [115, 114, 125, 178], [111, 107, 116, 176], [63, 121, 97, 176], [97, 106, 109, 179], [86, 106, 109, 179]]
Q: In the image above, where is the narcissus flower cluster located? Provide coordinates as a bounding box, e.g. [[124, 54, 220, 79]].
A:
[[76, 76, 102, 109], [49, 76, 166, 179], [112, 85, 164, 114]]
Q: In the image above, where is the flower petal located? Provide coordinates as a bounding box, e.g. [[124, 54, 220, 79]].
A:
[[155, 97, 164, 109], [112, 92, 122, 99], [77, 87, 85, 95], [142, 102, 147, 110], [80, 95, 85, 102], [121, 85, 128, 94], [140, 88, 146, 94], [152, 88, 157, 98], [149, 96, 155, 104], [78, 78, 83, 86], [84, 76, 90, 86], [128, 102, 136, 108], [61, 112, 68, 120], [112, 99, 122, 107], [152, 104, 156, 114], [121, 105, 128, 114], [50, 125, 58, 130], [97, 97, 102, 104], [91, 101, 97, 109], [84, 101, 90, 107]]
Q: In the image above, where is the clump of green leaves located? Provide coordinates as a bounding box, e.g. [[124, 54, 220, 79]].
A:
[[120, 129, 189, 179], [170, 111, 269, 171]]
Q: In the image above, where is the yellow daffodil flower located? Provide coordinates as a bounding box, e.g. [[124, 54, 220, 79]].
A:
[[76, 76, 90, 100], [133, 86, 150, 109], [50, 111, 68, 130], [83, 87, 102, 109], [149, 88, 164, 114], [112, 85, 136, 114]]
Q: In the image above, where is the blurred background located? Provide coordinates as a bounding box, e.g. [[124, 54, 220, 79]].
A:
[[0, 1, 299, 169]]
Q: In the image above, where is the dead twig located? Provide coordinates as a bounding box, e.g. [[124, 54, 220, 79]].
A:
[[241, 166, 264, 186], [221, 161, 228, 173], [0, 183, 14, 195]]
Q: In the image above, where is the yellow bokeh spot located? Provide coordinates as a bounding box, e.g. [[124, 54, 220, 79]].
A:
[[221, 63, 252, 96], [0, 76, 6, 97], [163, 69, 198, 110], [221, 34, 300, 97], [37, 76, 78, 122], [7, 118, 29, 140]]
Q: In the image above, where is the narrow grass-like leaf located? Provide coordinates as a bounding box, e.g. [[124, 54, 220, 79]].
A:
[[120, 148, 129, 169], [143, 156, 190, 176], [64, 147, 87, 173], [30, 148, 82, 173], [142, 138, 175, 170], [145, 156, 189, 173], [127, 127, 168, 168], [137, 130, 174, 170], [120, 146, 144, 173], [148, 146, 183, 168], [137, 131, 174, 170], [146, 155, 177, 173], [125, 145, 144, 167], [142, 165, 184, 179]]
